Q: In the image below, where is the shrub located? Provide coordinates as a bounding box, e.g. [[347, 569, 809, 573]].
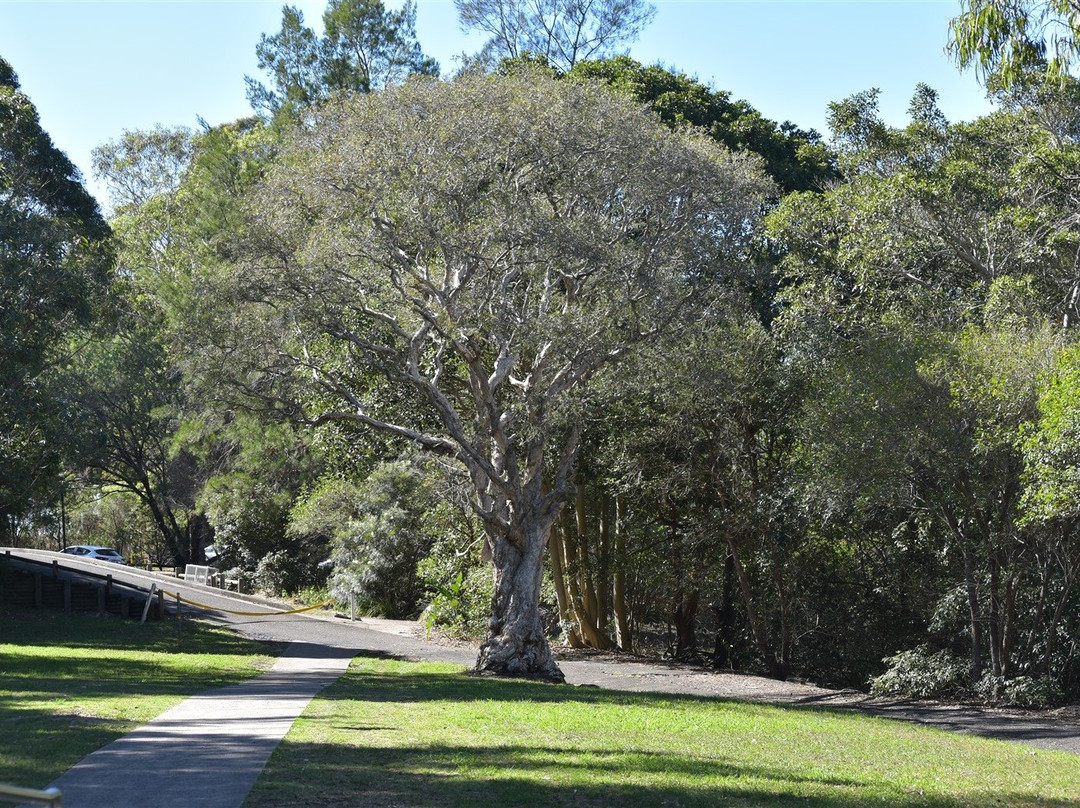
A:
[[423, 562, 493, 639], [974, 674, 1066, 709], [291, 459, 439, 618], [869, 645, 968, 700]]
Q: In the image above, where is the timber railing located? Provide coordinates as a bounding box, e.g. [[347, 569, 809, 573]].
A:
[[0, 549, 164, 619]]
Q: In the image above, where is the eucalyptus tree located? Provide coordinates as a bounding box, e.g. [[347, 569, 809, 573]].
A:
[[950, 0, 1080, 83], [246, 0, 439, 123], [0, 57, 112, 538], [455, 0, 655, 72], [192, 70, 772, 680]]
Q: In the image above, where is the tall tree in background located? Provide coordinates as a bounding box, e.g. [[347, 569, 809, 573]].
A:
[[0, 57, 112, 539], [768, 82, 1080, 692], [186, 70, 772, 680], [246, 0, 439, 122], [568, 57, 836, 195], [950, 0, 1080, 83], [61, 308, 213, 566], [456, 0, 655, 71]]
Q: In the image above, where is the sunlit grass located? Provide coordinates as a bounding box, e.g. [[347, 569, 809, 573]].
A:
[[247, 657, 1080, 808], [0, 606, 280, 791]]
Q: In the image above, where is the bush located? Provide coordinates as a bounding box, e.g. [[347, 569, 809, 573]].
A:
[[422, 562, 493, 639], [291, 459, 440, 618], [869, 645, 969, 700], [254, 547, 327, 596], [974, 674, 1066, 709]]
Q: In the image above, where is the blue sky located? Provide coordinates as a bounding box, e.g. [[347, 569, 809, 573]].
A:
[[0, 1, 992, 206]]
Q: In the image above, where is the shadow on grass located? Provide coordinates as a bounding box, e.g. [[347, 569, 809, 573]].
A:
[[0, 605, 282, 656], [251, 737, 1069, 808], [326, 651, 1080, 755], [0, 605, 285, 788], [314, 659, 763, 709], [246, 658, 1078, 808], [0, 710, 130, 789]]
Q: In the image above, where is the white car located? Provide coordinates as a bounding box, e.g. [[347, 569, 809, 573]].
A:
[[61, 545, 126, 564]]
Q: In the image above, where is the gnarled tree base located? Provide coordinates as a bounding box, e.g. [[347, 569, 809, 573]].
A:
[[475, 623, 565, 683]]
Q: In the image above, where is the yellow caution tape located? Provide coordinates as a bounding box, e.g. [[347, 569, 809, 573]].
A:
[[160, 590, 336, 617]]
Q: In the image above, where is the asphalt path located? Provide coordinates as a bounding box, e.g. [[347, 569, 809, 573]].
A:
[[6, 548, 1080, 763]]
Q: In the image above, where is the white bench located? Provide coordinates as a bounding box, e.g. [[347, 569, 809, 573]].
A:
[[183, 564, 221, 587]]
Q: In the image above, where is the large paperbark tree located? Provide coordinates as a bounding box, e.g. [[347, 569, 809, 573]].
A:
[[203, 70, 771, 680]]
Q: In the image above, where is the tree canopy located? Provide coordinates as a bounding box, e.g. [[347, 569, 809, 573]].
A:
[[246, 0, 439, 122], [0, 57, 112, 536], [456, 0, 655, 72], [567, 57, 837, 194], [180, 69, 772, 678], [950, 0, 1080, 84]]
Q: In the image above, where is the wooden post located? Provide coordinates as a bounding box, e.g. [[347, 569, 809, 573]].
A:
[[141, 583, 158, 624]]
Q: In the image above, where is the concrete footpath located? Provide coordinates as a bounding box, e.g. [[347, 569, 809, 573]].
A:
[[35, 642, 355, 808]]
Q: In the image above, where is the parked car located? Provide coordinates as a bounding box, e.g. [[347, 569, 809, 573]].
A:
[[61, 545, 126, 564]]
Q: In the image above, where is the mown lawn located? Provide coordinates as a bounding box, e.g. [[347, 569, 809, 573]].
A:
[[0, 606, 281, 791], [247, 657, 1080, 808], [2, 607, 1077, 808]]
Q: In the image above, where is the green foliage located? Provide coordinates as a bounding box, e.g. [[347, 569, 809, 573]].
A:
[[254, 547, 324, 596], [870, 646, 970, 700], [91, 124, 194, 211], [200, 474, 291, 563], [65, 488, 163, 565], [291, 458, 439, 618], [0, 57, 113, 532], [768, 78, 1080, 700], [568, 56, 837, 193], [1022, 343, 1080, 520], [58, 305, 213, 565], [949, 0, 1080, 85], [973, 674, 1066, 708], [419, 507, 492, 638], [245, 0, 438, 122]]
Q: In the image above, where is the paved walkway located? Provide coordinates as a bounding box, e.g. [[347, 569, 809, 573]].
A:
[[36, 643, 355, 808]]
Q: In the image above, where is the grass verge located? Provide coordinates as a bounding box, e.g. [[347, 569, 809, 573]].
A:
[[247, 657, 1080, 808], [0, 605, 281, 791]]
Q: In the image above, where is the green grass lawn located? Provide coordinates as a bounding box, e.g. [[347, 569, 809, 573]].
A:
[[246, 657, 1080, 808], [2, 607, 1078, 808], [0, 606, 281, 791]]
